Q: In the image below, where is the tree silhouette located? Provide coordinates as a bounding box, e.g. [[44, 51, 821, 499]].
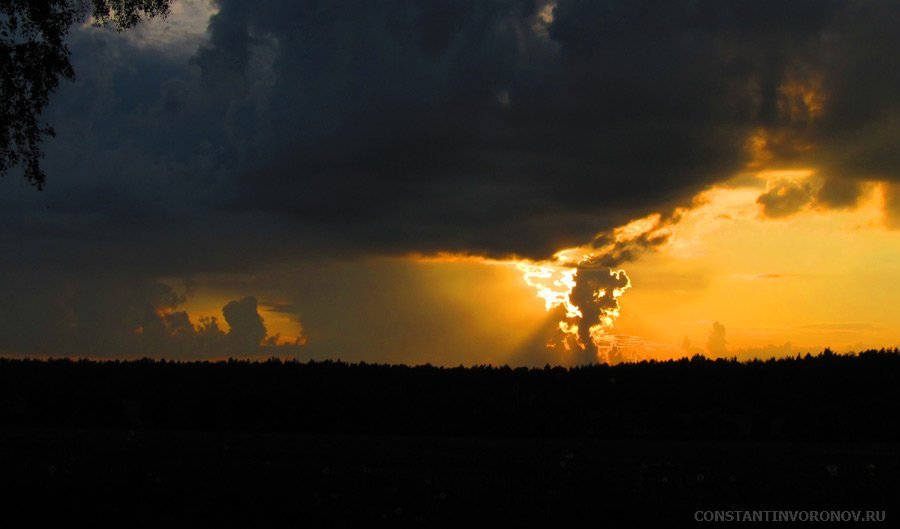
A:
[[1, 0, 172, 189]]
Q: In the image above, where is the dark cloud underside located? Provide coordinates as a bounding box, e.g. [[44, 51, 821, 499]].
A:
[[11, 0, 900, 269]]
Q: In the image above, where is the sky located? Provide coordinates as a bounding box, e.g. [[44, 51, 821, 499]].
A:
[[3, 0, 900, 365]]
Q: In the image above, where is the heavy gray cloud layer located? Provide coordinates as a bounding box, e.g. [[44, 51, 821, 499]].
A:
[[11, 0, 900, 268]]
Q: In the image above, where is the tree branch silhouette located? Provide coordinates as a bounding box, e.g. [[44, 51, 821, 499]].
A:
[[1, 0, 172, 189]]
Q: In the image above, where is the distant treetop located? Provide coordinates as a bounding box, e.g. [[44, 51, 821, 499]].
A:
[[1, 0, 173, 188]]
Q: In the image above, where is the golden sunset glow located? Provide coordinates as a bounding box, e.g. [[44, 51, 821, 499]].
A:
[[144, 168, 900, 367], [373, 169, 900, 365], [608, 177, 900, 360], [516, 261, 579, 316]]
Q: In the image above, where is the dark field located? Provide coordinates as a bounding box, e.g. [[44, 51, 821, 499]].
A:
[[1, 428, 896, 527], [1, 351, 899, 526]]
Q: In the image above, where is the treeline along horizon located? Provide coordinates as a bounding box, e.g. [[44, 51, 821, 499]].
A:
[[2, 349, 899, 441]]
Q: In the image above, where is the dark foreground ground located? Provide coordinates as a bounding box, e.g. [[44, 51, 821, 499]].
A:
[[1, 427, 895, 527], [1, 352, 898, 525]]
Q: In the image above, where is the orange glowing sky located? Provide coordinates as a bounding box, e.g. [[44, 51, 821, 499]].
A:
[[609, 176, 900, 360], [171, 169, 900, 366]]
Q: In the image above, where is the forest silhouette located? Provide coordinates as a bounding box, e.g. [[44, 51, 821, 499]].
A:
[[3, 348, 899, 441]]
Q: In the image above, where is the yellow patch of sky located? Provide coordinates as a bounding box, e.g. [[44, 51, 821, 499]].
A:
[[403, 258, 551, 364], [410, 169, 900, 361], [613, 174, 900, 358]]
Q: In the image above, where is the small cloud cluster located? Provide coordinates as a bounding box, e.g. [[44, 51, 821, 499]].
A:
[[706, 321, 728, 357], [587, 212, 683, 268], [569, 264, 631, 364], [754, 172, 872, 220], [756, 179, 816, 218], [0, 270, 301, 358], [222, 296, 267, 354]]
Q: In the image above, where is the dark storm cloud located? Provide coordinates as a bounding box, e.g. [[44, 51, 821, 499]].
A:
[[178, 0, 900, 256], [213, 0, 759, 259], [805, 3, 900, 183], [6, 0, 900, 270]]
